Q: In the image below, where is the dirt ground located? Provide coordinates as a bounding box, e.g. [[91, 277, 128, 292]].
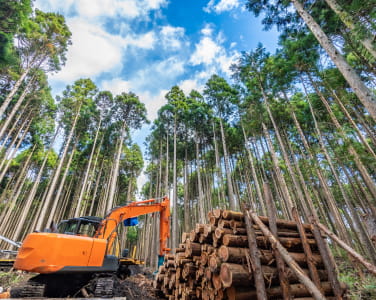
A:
[[115, 273, 160, 299], [0, 267, 161, 299]]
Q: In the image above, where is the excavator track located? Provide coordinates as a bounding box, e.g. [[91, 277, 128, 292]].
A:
[[93, 276, 115, 298], [10, 281, 45, 298]]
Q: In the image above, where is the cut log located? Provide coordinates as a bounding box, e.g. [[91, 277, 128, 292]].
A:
[[218, 246, 324, 267], [209, 216, 219, 226], [203, 225, 216, 237], [218, 219, 232, 229], [209, 254, 222, 273], [190, 230, 199, 242], [195, 223, 205, 233], [220, 263, 251, 288], [248, 210, 326, 300], [185, 241, 201, 256], [215, 227, 233, 239], [222, 234, 317, 250], [222, 210, 244, 221], [212, 273, 222, 290], [212, 209, 222, 219]]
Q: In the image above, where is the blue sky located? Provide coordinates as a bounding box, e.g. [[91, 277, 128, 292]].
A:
[[34, 0, 279, 190]]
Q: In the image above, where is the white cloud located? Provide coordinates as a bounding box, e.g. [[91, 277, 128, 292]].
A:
[[190, 37, 222, 66], [125, 31, 156, 49], [189, 24, 239, 77], [179, 79, 203, 95], [101, 78, 132, 95], [204, 0, 240, 14], [51, 18, 123, 82], [201, 24, 214, 36], [160, 26, 186, 50], [36, 0, 167, 20], [34, 0, 75, 14], [138, 89, 168, 121]]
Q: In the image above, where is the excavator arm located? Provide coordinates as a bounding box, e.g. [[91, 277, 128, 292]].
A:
[[14, 196, 170, 274], [95, 196, 171, 256]]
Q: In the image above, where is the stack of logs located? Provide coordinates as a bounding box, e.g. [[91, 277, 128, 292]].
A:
[[154, 209, 336, 300]]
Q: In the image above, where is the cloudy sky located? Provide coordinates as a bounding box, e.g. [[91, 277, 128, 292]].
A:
[[34, 0, 278, 190]]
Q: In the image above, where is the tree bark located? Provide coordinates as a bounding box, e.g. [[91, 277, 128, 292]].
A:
[[291, 0, 376, 121], [0, 67, 31, 118], [36, 103, 81, 230], [324, 0, 376, 59], [219, 118, 237, 210]]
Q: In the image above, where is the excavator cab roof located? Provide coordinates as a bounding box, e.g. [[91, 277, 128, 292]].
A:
[[57, 216, 102, 237]]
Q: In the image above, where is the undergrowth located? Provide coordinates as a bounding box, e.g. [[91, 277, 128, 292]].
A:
[[0, 271, 28, 291], [335, 248, 376, 299]]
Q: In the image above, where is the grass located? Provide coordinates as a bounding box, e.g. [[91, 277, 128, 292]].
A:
[[335, 248, 376, 299], [0, 271, 29, 291]]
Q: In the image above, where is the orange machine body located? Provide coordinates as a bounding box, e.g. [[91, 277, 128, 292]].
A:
[[14, 233, 107, 273], [14, 197, 170, 274]]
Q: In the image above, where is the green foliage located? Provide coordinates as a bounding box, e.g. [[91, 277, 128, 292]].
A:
[[337, 256, 376, 299], [126, 226, 138, 244], [0, 0, 31, 67], [18, 9, 72, 72], [0, 271, 30, 290]]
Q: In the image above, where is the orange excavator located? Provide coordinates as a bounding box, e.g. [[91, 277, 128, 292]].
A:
[[7, 196, 170, 298]]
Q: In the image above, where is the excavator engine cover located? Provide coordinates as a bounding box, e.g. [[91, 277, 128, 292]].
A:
[[14, 233, 108, 273]]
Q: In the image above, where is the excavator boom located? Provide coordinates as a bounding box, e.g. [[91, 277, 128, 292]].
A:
[[14, 197, 171, 275], [95, 197, 170, 256]]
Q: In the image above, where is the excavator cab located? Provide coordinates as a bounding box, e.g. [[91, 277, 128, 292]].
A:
[[57, 216, 102, 237]]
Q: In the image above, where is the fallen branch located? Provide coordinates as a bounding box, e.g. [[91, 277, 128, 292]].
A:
[[315, 222, 376, 276]]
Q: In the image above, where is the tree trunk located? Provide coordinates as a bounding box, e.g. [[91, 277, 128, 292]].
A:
[[0, 67, 31, 118], [195, 133, 206, 223], [46, 143, 77, 227], [219, 118, 237, 210], [291, 0, 376, 121], [74, 119, 102, 217], [35, 103, 82, 230], [324, 0, 376, 59], [106, 122, 126, 212], [172, 115, 178, 249]]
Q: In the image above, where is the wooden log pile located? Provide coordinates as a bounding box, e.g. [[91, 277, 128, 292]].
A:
[[154, 210, 338, 300]]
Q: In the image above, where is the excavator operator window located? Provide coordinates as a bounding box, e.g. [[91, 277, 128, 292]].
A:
[[57, 219, 99, 237], [77, 221, 97, 237]]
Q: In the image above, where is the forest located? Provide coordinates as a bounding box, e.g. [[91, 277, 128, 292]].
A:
[[0, 0, 375, 297]]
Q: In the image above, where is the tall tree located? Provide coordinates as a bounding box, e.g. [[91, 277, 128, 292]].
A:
[[0, 9, 71, 118], [204, 75, 239, 210]]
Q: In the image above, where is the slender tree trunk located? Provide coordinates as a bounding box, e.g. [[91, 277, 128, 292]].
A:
[[241, 123, 265, 214], [331, 91, 376, 159], [291, 0, 376, 121], [46, 143, 77, 227], [36, 103, 82, 230], [164, 134, 169, 196], [0, 120, 32, 183], [212, 121, 225, 206], [75, 119, 102, 216], [183, 149, 189, 232], [0, 67, 31, 118], [106, 122, 126, 212], [0, 147, 34, 236], [219, 118, 237, 210], [195, 133, 206, 223], [0, 75, 36, 141], [324, 0, 376, 59], [172, 115, 178, 249]]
